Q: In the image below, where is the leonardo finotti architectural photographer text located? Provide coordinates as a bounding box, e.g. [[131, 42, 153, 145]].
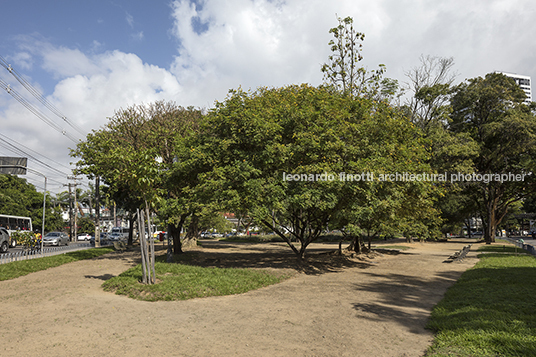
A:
[[282, 172, 528, 183]]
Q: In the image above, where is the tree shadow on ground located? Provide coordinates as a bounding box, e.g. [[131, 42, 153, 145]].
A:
[[351, 270, 465, 334], [84, 273, 117, 281], [92, 250, 142, 265], [162, 241, 379, 275]]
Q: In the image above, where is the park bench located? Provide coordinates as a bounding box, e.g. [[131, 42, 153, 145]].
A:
[[113, 241, 127, 252], [446, 244, 471, 262]]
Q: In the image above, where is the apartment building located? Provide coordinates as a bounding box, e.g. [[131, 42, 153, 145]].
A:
[[497, 71, 532, 104]]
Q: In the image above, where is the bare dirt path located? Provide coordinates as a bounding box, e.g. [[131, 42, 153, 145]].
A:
[[0, 239, 480, 357]]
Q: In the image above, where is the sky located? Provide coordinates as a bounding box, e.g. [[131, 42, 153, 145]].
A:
[[1, 0, 535, 194]]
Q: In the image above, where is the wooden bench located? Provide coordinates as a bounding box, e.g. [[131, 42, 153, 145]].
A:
[[446, 244, 471, 262]]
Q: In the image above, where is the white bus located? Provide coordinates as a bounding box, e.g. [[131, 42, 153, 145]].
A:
[[110, 226, 129, 240], [0, 214, 33, 247]]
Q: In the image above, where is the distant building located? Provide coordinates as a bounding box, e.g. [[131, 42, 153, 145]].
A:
[[497, 72, 532, 104]]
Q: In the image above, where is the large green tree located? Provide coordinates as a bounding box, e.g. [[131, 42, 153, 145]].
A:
[[71, 100, 202, 250], [320, 17, 438, 247], [403, 55, 479, 236], [188, 84, 433, 258], [450, 72, 536, 243]]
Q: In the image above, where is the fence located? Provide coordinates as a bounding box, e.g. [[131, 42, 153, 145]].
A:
[[511, 239, 536, 256], [0, 242, 97, 265]]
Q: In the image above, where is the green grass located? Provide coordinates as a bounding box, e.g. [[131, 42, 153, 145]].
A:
[[373, 245, 412, 251], [0, 247, 115, 281], [426, 246, 536, 356], [102, 255, 289, 301], [477, 244, 528, 254]]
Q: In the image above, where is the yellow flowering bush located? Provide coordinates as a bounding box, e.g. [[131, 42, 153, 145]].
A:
[[10, 231, 41, 251]]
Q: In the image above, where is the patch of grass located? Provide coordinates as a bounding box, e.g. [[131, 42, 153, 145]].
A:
[[0, 247, 115, 281], [374, 245, 412, 251], [426, 252, 536, 356], [477, 244, 527, 254], [102, 260, 289, 301]]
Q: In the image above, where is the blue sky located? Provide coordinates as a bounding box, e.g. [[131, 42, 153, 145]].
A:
[[2, 1, 177, 91], [1, 0, 536, 193]]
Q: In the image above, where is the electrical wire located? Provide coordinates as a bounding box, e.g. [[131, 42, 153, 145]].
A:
[[0, 133, 72, 177], [0, 55, 87, 137], [0, 78, 79, 143], [0, 57, 95, 195]]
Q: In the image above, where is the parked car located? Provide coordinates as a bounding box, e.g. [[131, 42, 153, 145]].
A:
[[0, 227, 10, 253], [108, 233, 123, 241], [77, 233, 91, 241], [90, 233, 110, 246], [42, 232, 69, 246]]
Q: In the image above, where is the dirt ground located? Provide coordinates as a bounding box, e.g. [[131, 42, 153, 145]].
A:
[[0, 238, 482, 357]]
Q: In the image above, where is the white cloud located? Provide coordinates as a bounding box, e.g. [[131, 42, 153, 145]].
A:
[[50, 50, 182, 130], [1, 44, 183, 186], [2, 0, 536, 192], [126, 12, 135, 28], [168, 0, 536, 102], [169, 0, 337, 104], [9, 51, 34, 71], [131, 31, 144, 41]]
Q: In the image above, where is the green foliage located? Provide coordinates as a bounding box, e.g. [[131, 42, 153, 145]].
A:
[[188, 84, 435, 257], [404, 55, 457, 132], [10, 230, 40, 250], [197, 211, 234, 234], [102, 260, 287, 301], [71, 101, 202, 209], [321, 16, 398, 101], [0, 174, 63, 232], [449, 73, 536, 242], [0, 247, 114, 281], [427, 251, 536, 356], [71, 101, 204, 251], [403, 55, 479, 237], [77, 216, 95, 233]]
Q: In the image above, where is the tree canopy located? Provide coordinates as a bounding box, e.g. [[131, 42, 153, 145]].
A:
[[449, 72, 536, 243], [185, 84, 435, 258], [71, 100, 203, 249], [69, 15, 536, 260]]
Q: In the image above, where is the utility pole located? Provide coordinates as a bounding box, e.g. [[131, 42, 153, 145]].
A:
[[65, 182, 74, 241], [95, 176, 100, 247], [66, 176, 82, 242]]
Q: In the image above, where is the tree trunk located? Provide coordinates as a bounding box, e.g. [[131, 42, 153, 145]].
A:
[[349, 235, 368, 254], [298, 244, 307, 260], [168, 221, 182, 254], [354, 235, 361, 253], [483, 193, 498, 244], [183, 214, 199, 249], [484, 208, 496, 244], [128, 214, 134, 245]]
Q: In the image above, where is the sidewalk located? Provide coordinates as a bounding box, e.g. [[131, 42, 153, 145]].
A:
[[0, 240, 479, 357]]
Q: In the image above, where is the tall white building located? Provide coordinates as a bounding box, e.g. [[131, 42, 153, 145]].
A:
[[497, 72, 532, 104]]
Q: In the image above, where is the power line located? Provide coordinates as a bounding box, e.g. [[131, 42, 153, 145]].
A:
[[0, 55, 87, 137], [24, 173, 65, 187], [0, 78, 79, 142], [0, 132, 72, 177]]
